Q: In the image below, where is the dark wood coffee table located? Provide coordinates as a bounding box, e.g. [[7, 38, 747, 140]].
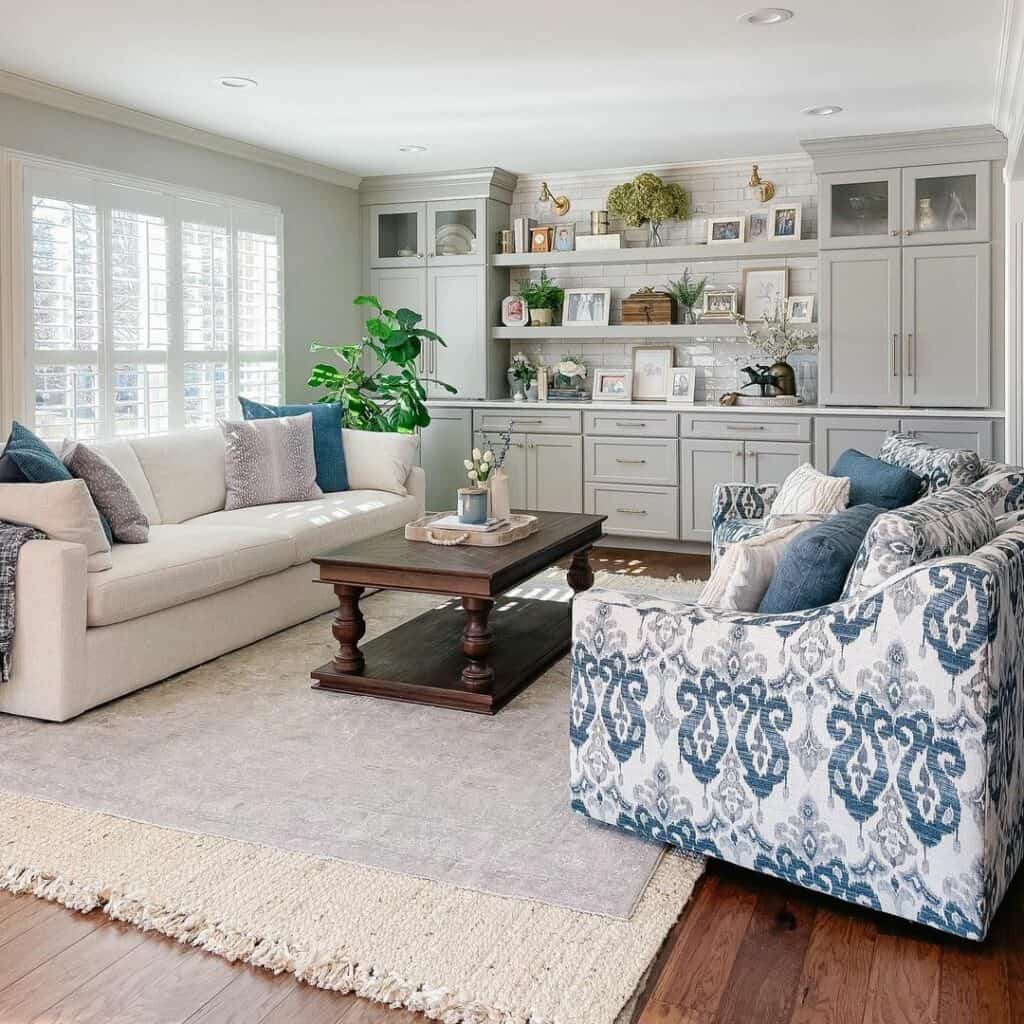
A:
[[310, 510, 605, 714]]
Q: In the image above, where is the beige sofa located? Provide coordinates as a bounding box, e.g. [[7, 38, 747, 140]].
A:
[[3, 428, 424, 722]]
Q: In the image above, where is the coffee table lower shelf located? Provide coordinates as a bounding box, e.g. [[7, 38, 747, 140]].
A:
[[311, 596, 572, 714]]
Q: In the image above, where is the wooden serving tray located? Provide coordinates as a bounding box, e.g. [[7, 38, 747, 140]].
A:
[[405, 512, 539, 547]]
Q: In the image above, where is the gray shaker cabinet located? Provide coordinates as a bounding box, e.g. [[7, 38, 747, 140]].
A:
[[419, 408, 472, 512], [813, 416, 902, 472], [680, 439, 746, 542]]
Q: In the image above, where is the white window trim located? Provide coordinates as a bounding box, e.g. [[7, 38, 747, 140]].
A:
[[0, 148, 285, 437]]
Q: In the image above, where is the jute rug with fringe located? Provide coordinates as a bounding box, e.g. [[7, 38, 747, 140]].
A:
[[0, 570, 706, 1024]]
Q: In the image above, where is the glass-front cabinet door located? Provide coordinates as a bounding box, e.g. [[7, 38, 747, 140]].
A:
[[426, 199, 485, 264], [901, 162, 990, 245], [819, 169, 901, 249], [369, 202, 426, 268]]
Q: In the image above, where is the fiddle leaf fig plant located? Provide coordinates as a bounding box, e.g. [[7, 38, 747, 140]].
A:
[[307, 295, 456, 433]]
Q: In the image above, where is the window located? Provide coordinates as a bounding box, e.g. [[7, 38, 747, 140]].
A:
[[24, 163, 282, 441]]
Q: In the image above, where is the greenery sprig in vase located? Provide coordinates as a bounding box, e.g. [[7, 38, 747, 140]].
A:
[[607, 172, 690, 247], [307, 295, 455, 432], [518, 272, 564, 327], [666, 269, 708, 324]]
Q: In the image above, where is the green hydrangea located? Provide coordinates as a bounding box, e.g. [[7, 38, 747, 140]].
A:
[[607, 172, 690, 227]]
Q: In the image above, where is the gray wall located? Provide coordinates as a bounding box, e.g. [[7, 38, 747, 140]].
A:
[[0, 92, 361, 403]]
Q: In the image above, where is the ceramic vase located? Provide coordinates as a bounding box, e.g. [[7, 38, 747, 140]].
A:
[[529, 307, 553, 327], [489, 468, 511, 520]]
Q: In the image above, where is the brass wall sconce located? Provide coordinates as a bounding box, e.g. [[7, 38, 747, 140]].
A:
[[747, 164, 776, 203], [538, 181, 571, 217]]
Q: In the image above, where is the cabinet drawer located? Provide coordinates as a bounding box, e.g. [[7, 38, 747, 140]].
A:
[[583, 409, 678, 438], [680, 413, 811, 442], [473, 409, 582, 435], [585, 437, 678, 486], [585, 484, 679, 540], [899, 417, 994, 459]]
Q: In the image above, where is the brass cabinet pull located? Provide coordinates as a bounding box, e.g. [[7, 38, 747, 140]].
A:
[[614, 421, 646, 427], [725, 424, 765, 431], [510, 419, 543, 424], [615, 458, 647, 464], [893, 333, 899, 377], [616, 507, 648, 515]]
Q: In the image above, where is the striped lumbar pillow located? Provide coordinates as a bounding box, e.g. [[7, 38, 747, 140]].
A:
[[769, 462, 850, 517]]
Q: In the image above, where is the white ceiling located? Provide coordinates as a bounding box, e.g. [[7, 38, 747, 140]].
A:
[[0, 0, 1007, 180]]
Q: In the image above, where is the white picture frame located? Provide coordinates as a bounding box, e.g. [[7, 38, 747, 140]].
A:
[[742, 267, 788, 321], [666, 366, 696, 405], [707, 216, 745, 244], [701, 288, 739, 321], [563, 288, 611, 327], [592, 368, 633, 401], [747, 210, 770, 241], [769, 203, 802, 240], [501, 294, 529, 328], [787, 295, 815, 323], [631, 346, 673, 401], [552, 223, 575, 252]]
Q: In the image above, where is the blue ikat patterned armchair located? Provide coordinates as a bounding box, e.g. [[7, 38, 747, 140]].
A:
[[571, 462, 1024, 939]]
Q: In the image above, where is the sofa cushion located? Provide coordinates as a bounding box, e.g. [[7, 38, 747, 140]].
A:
[[770, 462, 850, 517], [829, 449, 922, 510], [240, 397, 348, 493], [86, 523, 297, 627], [842, 485, 997, 598], [759, 505, 884, 614], [878, 432, 983, 495], [342, 429, 418, 496], [130, 429, 226, 524], [192, 489, 420, 564]]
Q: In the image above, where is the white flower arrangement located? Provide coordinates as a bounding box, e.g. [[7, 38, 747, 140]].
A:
[[464, 447, 495, 483], [554, 357, 587, 379], [737, 306, 818, 363]]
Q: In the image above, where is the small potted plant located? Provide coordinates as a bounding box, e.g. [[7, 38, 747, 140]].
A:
[[517, 271, 564, 327], [665, 269, 707, 325], [508, 352, 536, 401]]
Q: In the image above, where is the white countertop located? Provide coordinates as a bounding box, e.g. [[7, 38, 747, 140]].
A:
[[426, 399, 1005, 419]]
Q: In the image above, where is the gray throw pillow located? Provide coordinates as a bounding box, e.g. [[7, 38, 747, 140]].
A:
[[62, 441, 150, 543], [220, 413, 323, 511]]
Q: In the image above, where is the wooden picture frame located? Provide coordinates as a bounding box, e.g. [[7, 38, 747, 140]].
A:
[[631, 346, 673, 401], [701, 288, 739, 321], [592, 368, 633, 401], [552, 223, 575, 252], [530, 226, 554, 253]]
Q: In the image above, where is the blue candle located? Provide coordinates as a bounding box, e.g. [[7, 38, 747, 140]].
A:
[[458, 487, 489, 525]]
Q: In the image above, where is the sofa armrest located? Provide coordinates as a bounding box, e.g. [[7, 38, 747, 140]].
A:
[[974, 466, 1024, 513], [711, 482, 778, 531], [0, 539, 88, 722], [405, 465, 426, 516]]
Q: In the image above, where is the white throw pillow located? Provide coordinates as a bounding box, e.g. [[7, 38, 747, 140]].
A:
[[699, 522, 813, 611], [0, 479, 112, 571], [770, 462, 850, 517], [342, 429, 418, 496]]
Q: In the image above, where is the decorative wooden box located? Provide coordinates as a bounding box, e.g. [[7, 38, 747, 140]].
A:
[[621, 288, 675, 325]]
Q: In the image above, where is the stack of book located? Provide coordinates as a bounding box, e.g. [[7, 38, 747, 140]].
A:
[[429, 515, 510, 533], [547, 388, 589, 402], [512, 217, 537, 254]]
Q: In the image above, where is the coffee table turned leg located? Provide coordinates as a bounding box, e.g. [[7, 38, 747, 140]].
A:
[[567, 546, 595, 595], [331, 584, 366, 674], [460, 596, 495, 690]]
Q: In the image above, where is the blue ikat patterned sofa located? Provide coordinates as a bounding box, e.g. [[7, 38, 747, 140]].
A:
[[570, 457, 1024, 939]]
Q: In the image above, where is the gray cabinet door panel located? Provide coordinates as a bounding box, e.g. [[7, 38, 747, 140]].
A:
[[898, 417, 994, 458], [528, 434, 583, 513], [585, 484, 678, 539], [585, 437, 679, 486], [745, 441, 812, 486], [680, 439, 746, 542], [813, 416, 901, 471], [901, 244, 990, 408], [819, 249, 902, 406], [427, 266, 486, 400], [420, 409, 471, 513], [369, 268, 427, 376]]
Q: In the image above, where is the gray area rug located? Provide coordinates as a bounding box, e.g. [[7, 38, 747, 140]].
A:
[[0, 569, 702, 919]]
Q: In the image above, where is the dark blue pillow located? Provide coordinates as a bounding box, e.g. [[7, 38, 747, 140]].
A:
[[830, 449, 921, 510], [4, 421, 73, 484], [758, 504, 884, 614], [238, 398, 348, 493], [0, 452, 27, 482]]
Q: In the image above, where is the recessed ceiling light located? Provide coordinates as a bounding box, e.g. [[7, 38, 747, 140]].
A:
[[217, 76, 258, 89], [399, 145, 427, 153], [737, 7, 793, 25], [803, 104, 843, 116]]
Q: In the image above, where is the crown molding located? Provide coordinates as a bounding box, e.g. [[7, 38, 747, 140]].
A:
[[994, 0, 1024, 174], [0, 69, 362, 190], [358, 167, 518, 205], [802, 125, 1007, 172]]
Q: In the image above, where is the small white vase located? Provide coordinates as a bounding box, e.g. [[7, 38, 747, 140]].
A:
[[489, 468, 511, 520]]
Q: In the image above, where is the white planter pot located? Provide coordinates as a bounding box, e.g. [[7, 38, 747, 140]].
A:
[[529, 307, 554, 327]]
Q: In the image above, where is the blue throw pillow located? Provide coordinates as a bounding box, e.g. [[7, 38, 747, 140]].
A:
[[830, 449, 921, 510], [238, 398, 348, 493], [0, 452, 27, 482], [758, 504, 884, 614]]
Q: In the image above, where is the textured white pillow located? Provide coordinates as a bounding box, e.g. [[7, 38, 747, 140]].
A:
[[0, 479, 112, 571], [342, 429, 418, 496], [770, 462, 850, 517], [699, 522, 813, 611]]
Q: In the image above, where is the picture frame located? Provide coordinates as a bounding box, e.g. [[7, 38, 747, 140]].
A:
[[769, 203, 802, 240], [666, 366, 697, 405], [747, 210, 770, 241], [742, 267, 788, 321], [563, 288, 612, 327], [501, 294, 529, 328], [530, 226, 554, 253], [707, 216, 745, 244], [787, 294, 815, 323], [552, 223, 575, 252], [701, 288, 739, 321], [592, 368, 633, 401], [631, 346, 674, 401]]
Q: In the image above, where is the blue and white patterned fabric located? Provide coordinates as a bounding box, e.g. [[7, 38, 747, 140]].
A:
[[711, 483, 778, 566], [570, 522, 1024, 939], [974, 463, 1024, 516], [879, 433, 983, 495]]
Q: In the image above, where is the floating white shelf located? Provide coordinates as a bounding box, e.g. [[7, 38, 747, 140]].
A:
[[492, 238, 818, 268], [493, 324, 748, 340]]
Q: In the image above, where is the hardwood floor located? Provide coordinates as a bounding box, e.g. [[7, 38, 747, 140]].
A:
[[0, 546, 1018, 1024]]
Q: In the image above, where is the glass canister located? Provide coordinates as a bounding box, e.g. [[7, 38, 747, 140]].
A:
[[458, 487, 489, 525]]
